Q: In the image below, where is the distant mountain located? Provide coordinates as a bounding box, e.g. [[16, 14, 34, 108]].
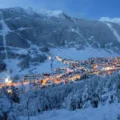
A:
[[0, 7, 120, 77], [99, 17, 120, 25]]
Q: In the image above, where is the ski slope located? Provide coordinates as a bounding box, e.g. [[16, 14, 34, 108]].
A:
[[51, 47, 120, 60], [0, 11, 11, 65], [106, 23, 120, 43]]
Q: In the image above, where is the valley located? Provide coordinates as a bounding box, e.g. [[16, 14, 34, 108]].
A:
[[1, 56, 120, 91]]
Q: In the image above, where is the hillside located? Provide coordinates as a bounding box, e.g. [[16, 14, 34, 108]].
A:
[[0, 72, 120, 120], [0, 7, 120, 77]]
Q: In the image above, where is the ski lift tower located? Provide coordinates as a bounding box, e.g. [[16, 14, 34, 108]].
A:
[[48, 56, 54, 75]]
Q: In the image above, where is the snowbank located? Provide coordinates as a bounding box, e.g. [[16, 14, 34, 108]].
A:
[[20, 103, 120, 120]]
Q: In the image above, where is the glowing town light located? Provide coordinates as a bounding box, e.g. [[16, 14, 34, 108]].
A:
[[7, 89, 12, 94], [101, 67, 114, 71], [5, 76, 12, 84], [93, 64, 98, 69]]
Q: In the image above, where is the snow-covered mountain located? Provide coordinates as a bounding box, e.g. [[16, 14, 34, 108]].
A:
[[0, 7, 120, 77], [99, 17, 120, 25]]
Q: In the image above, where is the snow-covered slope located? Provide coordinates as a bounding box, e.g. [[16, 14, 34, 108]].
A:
[[0, 7, 120, 78], [106, 23, 120, 42], [36, 9, 63, 17], [20, 103, 120, 120], [18, 72, 120, 120], [0, 11, 11, 69], [52, 47, 120, 60], [26, 7, 64, 18], [1, 68, 120, 119], [99, 17, 120, 25]]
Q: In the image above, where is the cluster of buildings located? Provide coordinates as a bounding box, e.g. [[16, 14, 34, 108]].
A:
[[1, 56, 120, 90], [21, 56, 120, 87]]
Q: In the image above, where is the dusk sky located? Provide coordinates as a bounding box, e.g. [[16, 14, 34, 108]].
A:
[[0, 0, 119, 19]]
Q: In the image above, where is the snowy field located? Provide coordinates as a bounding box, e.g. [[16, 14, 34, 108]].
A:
[[20, 103, 120, 120], [51, 47, 120, 60]]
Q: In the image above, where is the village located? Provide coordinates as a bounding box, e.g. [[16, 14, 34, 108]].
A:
[[0, 56, 120, 92]]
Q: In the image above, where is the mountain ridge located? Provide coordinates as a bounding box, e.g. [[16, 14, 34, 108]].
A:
[[0, 7, 120, 77]]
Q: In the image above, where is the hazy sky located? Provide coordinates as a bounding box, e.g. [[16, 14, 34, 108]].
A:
[[0, 0, 119, 19]]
